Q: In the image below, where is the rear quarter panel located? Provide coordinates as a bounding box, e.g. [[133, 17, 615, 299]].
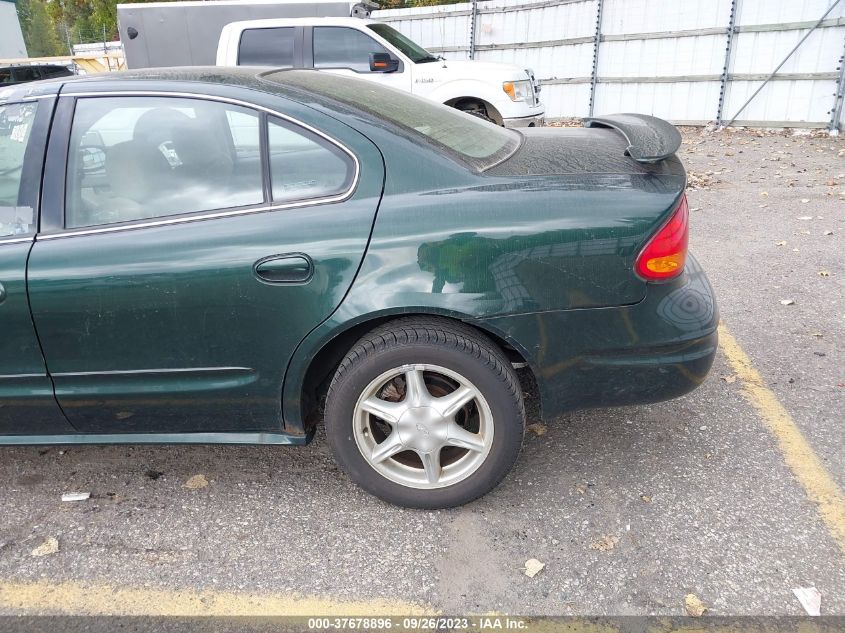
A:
[[281, 117, 690, 428]]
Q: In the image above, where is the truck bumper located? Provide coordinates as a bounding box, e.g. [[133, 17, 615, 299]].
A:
[[503, 113, 545, 128], [478, 253, 718, 420]]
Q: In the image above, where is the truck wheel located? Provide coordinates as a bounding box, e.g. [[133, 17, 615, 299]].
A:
[[452, 100, 497, 124], [462, 107, 496, 124], [324, 317, 525, 509]]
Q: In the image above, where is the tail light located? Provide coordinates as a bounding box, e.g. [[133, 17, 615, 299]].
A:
[[635, 194, 689, 281]]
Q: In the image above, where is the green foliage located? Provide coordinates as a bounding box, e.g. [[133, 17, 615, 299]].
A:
[[17, 0, 66, 57]]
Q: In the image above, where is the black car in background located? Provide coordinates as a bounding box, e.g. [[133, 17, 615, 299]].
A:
[[0, 65, 73, 86]]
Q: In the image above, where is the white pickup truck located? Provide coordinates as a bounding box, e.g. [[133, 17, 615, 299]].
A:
[[216, 17, 544, 127], [117, 1, 544, 127]]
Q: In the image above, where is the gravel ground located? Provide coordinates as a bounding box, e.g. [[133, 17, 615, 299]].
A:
[[0, 128, 842, 617]]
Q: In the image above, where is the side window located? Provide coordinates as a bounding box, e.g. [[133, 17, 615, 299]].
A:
[[313, 27, 389, 72], [0, 69, 13, 85], [238, 27, 295, 67], [65, 97, 264, 229], [13, 67, 41, 83], [0, 102, 38, 237], [42, 66, 72, 79], [268, 117, 354, 203]]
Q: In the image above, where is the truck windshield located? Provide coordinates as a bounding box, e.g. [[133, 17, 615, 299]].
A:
[[367, 24, 439, 64], [263, 70, 520, 171]]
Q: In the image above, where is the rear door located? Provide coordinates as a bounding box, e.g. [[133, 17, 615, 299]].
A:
[[27, 89, 384, 435], [0, 99, 73, 435], [236, 26, 303, 68]]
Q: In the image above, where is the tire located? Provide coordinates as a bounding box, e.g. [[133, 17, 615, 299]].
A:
[[324, 317, 525, 509], [463, 108, 496, 124]]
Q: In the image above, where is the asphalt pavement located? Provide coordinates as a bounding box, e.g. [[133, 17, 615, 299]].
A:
[[0, 128, 842, 617]]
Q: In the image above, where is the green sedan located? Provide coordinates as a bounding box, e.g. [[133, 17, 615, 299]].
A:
[[0, 68, 717, 508]]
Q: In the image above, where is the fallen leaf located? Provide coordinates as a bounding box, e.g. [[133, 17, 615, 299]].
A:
[[640, 494, 652, 503], [819, 271, 830, 277], [800, 199, 810, 203], [775, 240, 787, 246], [61, 492, 90, 502], [760, 191, 769, 197], [575, 484, 587, 495], [792, 587, 821, 616], [183, 474, 209, 490], [590, 535, 619, 552], [780, 299, 795, 305], [720, 375, 737, 383], [31, 537, 59, 557], [823, 230, 834, 236], [685, 593, 707, 617], [527, 423, 547, 436], [523, 558, 545, 578]]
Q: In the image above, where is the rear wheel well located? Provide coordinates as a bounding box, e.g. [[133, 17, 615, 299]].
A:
[[445, 97, 504, 126], [298, 314, 533, 430]]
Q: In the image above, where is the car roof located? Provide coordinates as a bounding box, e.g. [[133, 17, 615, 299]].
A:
[[0, 67, 279, 104], [0, 67, 397, 131]]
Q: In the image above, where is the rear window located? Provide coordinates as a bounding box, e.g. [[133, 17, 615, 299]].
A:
[[238, 27, 295, 67], [262, 70, 520, 171]]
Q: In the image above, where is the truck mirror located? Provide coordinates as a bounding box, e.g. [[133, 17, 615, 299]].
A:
[[369, 53, 398, 73]]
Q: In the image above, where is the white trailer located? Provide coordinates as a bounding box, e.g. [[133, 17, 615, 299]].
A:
[[117, 0, 373, 69]]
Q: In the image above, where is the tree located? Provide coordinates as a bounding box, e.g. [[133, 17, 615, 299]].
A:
[[18, 0, 66, 57]]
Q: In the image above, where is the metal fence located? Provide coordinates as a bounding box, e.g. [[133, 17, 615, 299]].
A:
[[373, 0, 845, 130]]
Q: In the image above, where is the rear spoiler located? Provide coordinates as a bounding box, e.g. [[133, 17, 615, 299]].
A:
[[583, 114, 682, 163]]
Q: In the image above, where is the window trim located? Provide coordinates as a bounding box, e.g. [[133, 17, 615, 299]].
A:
[[0, 97, 54, 241], [41, 91, 360, 240]]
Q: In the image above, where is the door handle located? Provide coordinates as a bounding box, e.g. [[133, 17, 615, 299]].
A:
[[253, 254, 313, 284]]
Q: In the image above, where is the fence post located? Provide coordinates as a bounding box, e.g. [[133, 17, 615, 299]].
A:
[[716, 0, 740, 127], [469, 0, 478, 60], [588, 0, 605, 116], [829, 37, 845, 133], [725, 0, 842, 127]]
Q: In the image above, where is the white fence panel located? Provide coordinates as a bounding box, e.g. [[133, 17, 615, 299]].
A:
[[372, 0, 845, 129]]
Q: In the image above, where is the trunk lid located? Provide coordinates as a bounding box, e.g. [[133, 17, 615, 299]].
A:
[[476, 125, 687, 311]]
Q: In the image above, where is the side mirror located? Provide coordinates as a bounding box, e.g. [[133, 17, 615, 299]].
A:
[[369, 53, 399, 73]]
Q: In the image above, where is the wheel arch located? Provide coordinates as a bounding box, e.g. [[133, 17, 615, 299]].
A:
[[444, 97, 504, 125], [288, 310, 537, 434]]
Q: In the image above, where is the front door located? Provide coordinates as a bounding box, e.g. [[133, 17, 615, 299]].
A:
[[311, 26, 413, 93], [0, 99, 72, 435], [27, 91, 383, 434]]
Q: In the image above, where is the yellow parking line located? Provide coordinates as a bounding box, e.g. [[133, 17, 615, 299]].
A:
[[0, 580, 433, 616], [719, 323, 845, 556]]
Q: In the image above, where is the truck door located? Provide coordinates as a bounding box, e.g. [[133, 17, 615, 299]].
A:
[[0, 99, 73, 435], [311, 26, 412, 93]]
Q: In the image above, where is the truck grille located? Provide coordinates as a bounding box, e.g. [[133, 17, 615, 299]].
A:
[[525, 68, 541, 106]]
